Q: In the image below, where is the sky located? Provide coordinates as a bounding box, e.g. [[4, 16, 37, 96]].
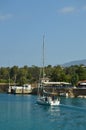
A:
[[0, 0, 86, 67]]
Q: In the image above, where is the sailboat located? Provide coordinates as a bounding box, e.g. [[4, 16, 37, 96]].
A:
[[37, 36, 60, 106]]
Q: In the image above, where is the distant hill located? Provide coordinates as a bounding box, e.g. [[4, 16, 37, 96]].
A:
[[63, 59, 86, 67]]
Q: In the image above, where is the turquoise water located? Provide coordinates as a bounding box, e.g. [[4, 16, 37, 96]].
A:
[[0, 94, 86, 130]]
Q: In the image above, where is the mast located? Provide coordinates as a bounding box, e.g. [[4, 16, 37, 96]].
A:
[[9, 75, 10, 87], [43, 35, 45, 79]]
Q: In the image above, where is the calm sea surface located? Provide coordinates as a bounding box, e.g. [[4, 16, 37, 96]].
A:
[[0, 94, 86, 130]]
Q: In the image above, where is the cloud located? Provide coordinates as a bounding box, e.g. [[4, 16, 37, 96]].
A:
[[58, 7, 76, 14], [0, 14, 13, 21]]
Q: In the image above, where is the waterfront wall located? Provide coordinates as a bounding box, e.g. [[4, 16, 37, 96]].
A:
[[73, 88, 86, 97], [0, 84, 8, 93], [31, 87, 86, 97], [0, 83, 86, 97]]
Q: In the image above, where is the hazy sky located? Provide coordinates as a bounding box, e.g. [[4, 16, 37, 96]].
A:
[[0, 0, 86, 67]]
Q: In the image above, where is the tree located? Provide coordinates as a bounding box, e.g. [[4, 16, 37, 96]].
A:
[[50, 65, 63, 81], [76, 65, 86, 80], [29, 65, 40, 83], [19, 76, 28, 86], [71, 74, 79, 86], [0, 67, 9, 83], [10, 66, 19, 83]]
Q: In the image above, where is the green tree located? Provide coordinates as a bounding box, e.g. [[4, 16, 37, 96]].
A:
[[10, 66, 19, 83], [76, 65, 86, 80], [50, 65, 63, 81], [71, 73, 79, 86]]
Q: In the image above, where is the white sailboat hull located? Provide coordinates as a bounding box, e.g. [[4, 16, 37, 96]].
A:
[[37, 97, 60, 106]]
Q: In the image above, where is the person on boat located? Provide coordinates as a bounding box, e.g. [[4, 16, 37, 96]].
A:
[[52, 95, 55, 101], [45, 96, 47, 101]]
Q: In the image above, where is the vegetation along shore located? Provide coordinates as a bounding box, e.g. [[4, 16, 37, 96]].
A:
[[0, 64, 86, 97]]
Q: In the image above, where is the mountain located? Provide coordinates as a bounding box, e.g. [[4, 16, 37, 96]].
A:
[[63, 59, 86, 67]]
